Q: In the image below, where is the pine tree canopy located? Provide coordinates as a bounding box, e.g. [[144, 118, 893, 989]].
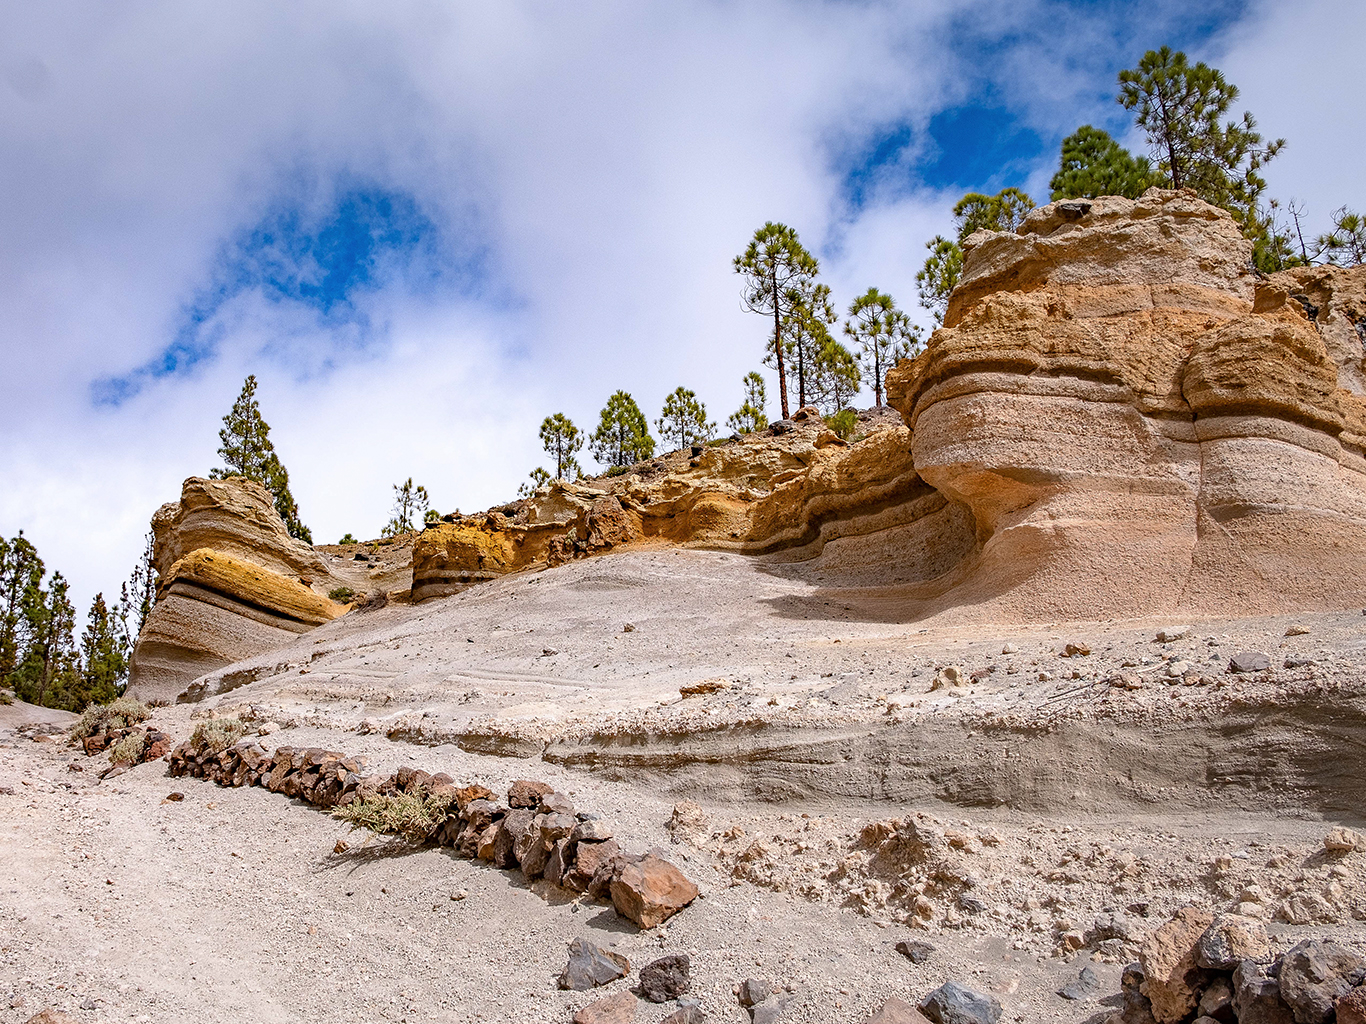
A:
[[210, 375, 312, 543], [734, 222, 818, 420], [727, 372, 768, 435], [1049, 125, 1156, 200], [656, 387, 715, 451], [539, 413, 584, 481], [844, 288, 920, 407], [589, 391, 655, 468]]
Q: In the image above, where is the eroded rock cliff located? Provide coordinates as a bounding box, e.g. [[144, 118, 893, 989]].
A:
[[127, 477, 365, 702], [887, 188, 1366, 620]]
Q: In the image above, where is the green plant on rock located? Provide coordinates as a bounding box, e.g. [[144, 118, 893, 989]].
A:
[[210, 375, 312, 543], [328, 586, 355, 603], [189, 717, 247, 756], [332, 789, 454, 843], [825, 409, 858, 440], [108, 730, 146, 767], [70, 696, 150, 740], [338, 533, 357, 545]]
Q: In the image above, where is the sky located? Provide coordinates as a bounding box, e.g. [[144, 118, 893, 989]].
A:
[[2, 0, 1363, 614]]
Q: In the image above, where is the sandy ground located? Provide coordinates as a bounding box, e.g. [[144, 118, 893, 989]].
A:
[[4, 549, 1366, 1023]]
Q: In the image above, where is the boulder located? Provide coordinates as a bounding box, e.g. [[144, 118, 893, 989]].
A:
[[507, 779, 553, 808], [1232, 960, 1295, 1024], [1337, 986, 1366, 1024], [1324, 826, 1366, 853], [573, 991, 637, 1024], [1139, 906, 1214, 1024], [1195, 913, 1270, 970], [896, 940, 936, 965], [917, 981, 1002, 1024], [564, 839, 621, 892], [493, 809, 535, 868], [558, 937, 630, 991], [638, 954, 690, 1002], [1277, 939, 1366, 1024], [609, 854, 700, 929]]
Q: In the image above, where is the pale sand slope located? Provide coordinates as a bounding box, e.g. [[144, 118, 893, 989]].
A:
[[2, 548, 1365, 1024]]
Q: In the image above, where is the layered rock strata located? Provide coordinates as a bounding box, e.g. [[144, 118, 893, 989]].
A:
[[886, 189, 1366, 620], [411, 406, 961, 601], [127, 477, 361, 702]]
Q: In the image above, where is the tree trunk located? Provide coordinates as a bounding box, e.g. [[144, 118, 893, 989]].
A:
[[874, 349, 883, 406], [772, 273, 790, 419]]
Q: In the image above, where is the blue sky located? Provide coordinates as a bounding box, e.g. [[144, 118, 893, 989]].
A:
[[0, 0, 1361, 612]]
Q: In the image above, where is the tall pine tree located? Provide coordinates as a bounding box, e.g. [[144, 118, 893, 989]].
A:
[[589, 392, 655, 469], [211, 375, 313, 543]]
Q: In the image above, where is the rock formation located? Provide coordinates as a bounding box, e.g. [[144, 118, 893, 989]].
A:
[[411, 406, 966, 601], [886, 188, 1366, 620], [126, 477, 373, 702]]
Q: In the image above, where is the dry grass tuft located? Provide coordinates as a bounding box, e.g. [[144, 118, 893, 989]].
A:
[[189, 717, 248, 755], [108, 730, 147, 766], [332, 789, 454, 842], [70, 697, 151, 740]]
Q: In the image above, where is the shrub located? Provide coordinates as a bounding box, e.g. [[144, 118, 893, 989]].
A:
[[0, 690, 12, 706], [189, 717, 247, 755], [332, 789, 454, 842], [108, 730, 146, 766], [338, 533, 357, 544], [70, 696, 151, 740], [825, 408, 858, 440], [328, 586, 355, 603], [606, 465, 631, 478]]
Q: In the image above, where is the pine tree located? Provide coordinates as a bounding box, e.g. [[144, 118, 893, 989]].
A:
[[539, 414, 584, 481], [1049, 125, 1156, 201], [656, 388, 715, 451], [916, 235, 963, 328], [211, 375, 312, 543], [1118, 47, 1283, 244], [1317, 208, 1366, 266], [124, 530, 155, 639], [844, 288, 922, 407], [518, 467, 552, 498], [780, 281, 835, 410], [812, 339, 862, 415], [734, 223, 819, 420], [727, 372, 768, 435], [76, 593, 129, 709], [589, 392, 655, 468], [14, 571, 79, 709], [0, 532, 44, 691], [382, 478, 431, 537]]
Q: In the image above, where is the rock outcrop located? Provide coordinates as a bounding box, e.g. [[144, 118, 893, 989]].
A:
[[127, 477, 366, 702], [411, 406, 961, 601], [886, 188, 1366, 620]]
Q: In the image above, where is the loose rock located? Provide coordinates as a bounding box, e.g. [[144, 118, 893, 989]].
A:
[[1277, 939, 1366, 1024], [1139, 905, 1214, 1024], [609, 854, 699, 929], [867, 998, 927, 1023], [507, 779, 553, 808], [918, 981, 1002, 1024], [573, 991, 637, 1024], [1059, 966, 1101, 1000], [558, 937, 631, 991], [896, 939, 936, 965], [1233, 960, 1295, 1024], [1195, 913, 1269, 969], [638, 954, 690, 1002], [1230, 651, 1271, 673], [1324, 826, 1365, 853], [1338, 986, 1366, 1024]]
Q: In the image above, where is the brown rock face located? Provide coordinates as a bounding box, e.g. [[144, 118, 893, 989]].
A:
[[1139, 905, 1215, 1024], [126, 476, 358, 702], [609, 854, 700, 929], [886, 189, 1366, 621], [410, 411, 948, 601]]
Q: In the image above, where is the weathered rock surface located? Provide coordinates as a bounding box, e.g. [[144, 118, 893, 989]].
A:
[[573, 991, 637, 1024], [411, 406, 954, 601], [608, 853, 700, 928], [1138, 905, 1214, 1024], [886, 189, 1366, 622], [1277, 939, 1366, 1024], [917, 980, 1002, 1024], [559, 937, 630, 991], [126, 477, 359, 702], [1195, 912, 1269, 970], [638, 954, 690, 1002]]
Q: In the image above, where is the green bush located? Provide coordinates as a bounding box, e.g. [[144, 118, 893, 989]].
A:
[[0, 690, 13, 706], [338, 533, 357, 544], [328, 586, 356, 603], [70, 696, 151, 740], [606, 465, 631, 477], [189, 717, 247, 755], [825, 409, 858, 440], [332, 789, 454, 842], [108, 730, 146, 766]]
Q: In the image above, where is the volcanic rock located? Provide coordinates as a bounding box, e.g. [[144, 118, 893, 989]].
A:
[[638, 954, 690, 1002], [559, 937, 630, 991], [917, 980, 1002, 1024], [1139, 906, 1214, 1024], [608, 854, 700, 929], [1277, 939, 1366, 1024]]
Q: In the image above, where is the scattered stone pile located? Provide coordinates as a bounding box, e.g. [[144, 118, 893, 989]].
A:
[[166, 739, 699, 929], [83, 727, 173, 763], [1108, 904, 1366, 1024]]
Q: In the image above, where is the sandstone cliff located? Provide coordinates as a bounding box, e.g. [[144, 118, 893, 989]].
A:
[[886, 188, 1366, 620], [126, 477, 375, 702], [409, 406, 968, 601]]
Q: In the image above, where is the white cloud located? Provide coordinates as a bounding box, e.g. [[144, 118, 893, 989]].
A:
[[0, 0, 1353, 613]]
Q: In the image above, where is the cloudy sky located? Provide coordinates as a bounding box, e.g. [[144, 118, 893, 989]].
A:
[[2, 0, 1362, 612]]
